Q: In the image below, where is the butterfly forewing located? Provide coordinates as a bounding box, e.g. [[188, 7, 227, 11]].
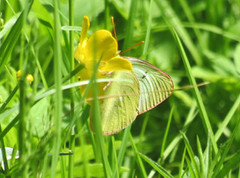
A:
[[124, 57, 174, 115], [99, 70, 140, 135]]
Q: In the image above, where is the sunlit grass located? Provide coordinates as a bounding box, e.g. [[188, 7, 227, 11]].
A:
[[0, 0, 239, 177]]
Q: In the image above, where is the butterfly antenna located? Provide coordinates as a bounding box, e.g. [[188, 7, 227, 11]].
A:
[[85, 82, 211, 102], [120, 41, 144, 55], [111, 17, 118, 43], [172, 81, 211, 92]]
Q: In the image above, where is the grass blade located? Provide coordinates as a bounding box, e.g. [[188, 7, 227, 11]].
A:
[[0, 126, 9, 172], [113, 126, 131, 177], [211, 124, 238, 178], [179, 147, 186, 178], [216, 151, 240, 177], [161, 106, 174, 159], [0, 1, 33, 74], [0, 85, 18, 113], [51, 0, 63, 177], [142, 0, 153, 59], [171, 29, 218, 154], [204, 131, 211, 178], [185, 156, 195, 178], [155, 0, 202, 65], [123, 0, 138, 53], [129, 134, 147, 177], [215, 93, 240, 141], [196, 136, 205, 177], [180, 132, 200, 178], [68, 0, 75, 177], [163, 102, 197, 159], [138, 152, 174, 178]]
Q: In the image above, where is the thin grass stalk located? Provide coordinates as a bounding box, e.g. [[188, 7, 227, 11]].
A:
[[104, 0, 110, 30], [4, 0, 16, 14], [123, 0, 138, 52], [185, 157, 195, 177], [110, 136, 119, 177], [51, 0, 63, 177], [162, 102, 197, 159], [138, 152, 174, 178], [112, 126, 131, 177], [0, 85, 18, 113], [160, 106, 174, 159], [182, 22, 240, 42], [0, 16, 22, 73], [92, 61, 112, 177], [90, 7, 112, 176], [204, 132, 211, 177], [155, 0, 202, 65], [18, 2, 32, 176], [0, 0, 32, 73], [148, 106, 173, 177], [0, 115, 19, 140], [0, 125, 9, 172], [178, 147, 186, 178], [149, 103, 196, 177], [61, 156, 67, 177], [129, 134, 147, 177], [171, 29, 218, 154], [108, 137, 114, 171], [68, 0, 75, 177], [18, 73, 27, 177], [212, 124, 238, 177], [19, 31, 25, 71], [8, 145, 17, 169], [139, 112, 149, 149], [142, 0, 153, 59], [89, 13, 101, 163], [196, 136, 205, 177], [151, 23, 240, 42], [77, 118, 89, 178], [68, 134, 75, 177], [181, 132, 200, 177], [42, 147, 50, 177], [31, 46, 48, 89], [178, 0, 205, 49], [215, 93, 240, 141]]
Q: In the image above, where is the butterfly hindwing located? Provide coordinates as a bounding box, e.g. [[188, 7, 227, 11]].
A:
[[124, 57, 174, 115]]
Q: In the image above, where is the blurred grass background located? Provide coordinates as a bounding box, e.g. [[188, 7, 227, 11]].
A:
[[0, 0, 240, 177]]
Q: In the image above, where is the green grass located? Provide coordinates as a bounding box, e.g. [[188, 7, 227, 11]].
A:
[[0, 0, 240, 177]]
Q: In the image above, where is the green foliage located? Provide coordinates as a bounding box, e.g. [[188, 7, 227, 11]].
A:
[[0, 0, 239, 177]]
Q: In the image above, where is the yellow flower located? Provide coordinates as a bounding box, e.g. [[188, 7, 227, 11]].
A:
[[26, 74, 34, 83], [74, 16, 133, 99], [17, 70, 34, 84]]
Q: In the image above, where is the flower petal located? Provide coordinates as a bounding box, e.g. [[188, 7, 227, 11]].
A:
[[74, 16, 90, 62], [80, 16, 90, 44], [85, 30, 118, 65], [100, 57, 133, 71]]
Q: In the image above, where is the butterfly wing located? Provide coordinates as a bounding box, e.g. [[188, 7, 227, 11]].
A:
[[124, 56, 174, 115], [99, 70, 140, 135]]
